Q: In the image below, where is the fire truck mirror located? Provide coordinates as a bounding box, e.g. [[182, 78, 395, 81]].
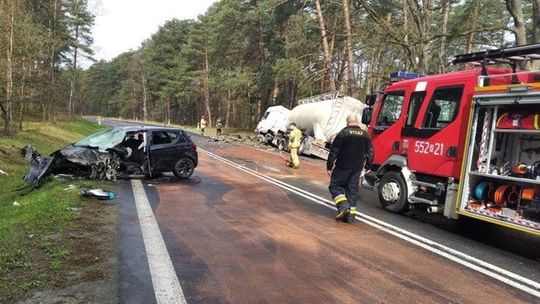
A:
[[361, 107, 373, 125], [365, 94, 377, 106]]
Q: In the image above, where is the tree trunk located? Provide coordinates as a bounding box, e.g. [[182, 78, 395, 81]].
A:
[[343, 0, 355, 95], [232, 100, 237, 128], [130, 84, 136, 120], [49, 0, 59, 122], [438, 0, 450, 73], [314, 0, 335, 91], [336, 50, 347, 93], [69, 24, 80, 119], [419, 0, 433, 74], [18, 62, 28, 130], [2, 0, 14, 134], [505, 0, 527, 46], [466, 0, 480, 53], [141, 72, 148, 121], [402, 0, 408, 44], [225, 91, 231, 128], [167, 97, 171, 125], [257, 17, 267, 122], [533, 0, 540, 43], [204, 45, 212, 127]]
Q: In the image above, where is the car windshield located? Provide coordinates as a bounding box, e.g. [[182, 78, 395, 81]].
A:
[[74, 128, 128, 151]]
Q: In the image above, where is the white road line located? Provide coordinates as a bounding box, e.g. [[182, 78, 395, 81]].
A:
[[131, 179, 187, 304], [199, 148, 540, 298]]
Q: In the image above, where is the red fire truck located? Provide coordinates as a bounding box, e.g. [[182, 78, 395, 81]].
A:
[[362, 44, 540, 236]]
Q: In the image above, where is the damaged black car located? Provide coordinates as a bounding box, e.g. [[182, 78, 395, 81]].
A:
[[23, 126, 198, 187]]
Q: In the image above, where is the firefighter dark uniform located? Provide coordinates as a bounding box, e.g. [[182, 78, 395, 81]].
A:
[[327, 125, 373, 222]]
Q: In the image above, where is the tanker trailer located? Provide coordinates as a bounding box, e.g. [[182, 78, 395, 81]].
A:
[[286, 92, 366, 160]]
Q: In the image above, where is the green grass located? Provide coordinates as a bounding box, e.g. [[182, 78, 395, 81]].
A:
[[0, 118, 107, 301]]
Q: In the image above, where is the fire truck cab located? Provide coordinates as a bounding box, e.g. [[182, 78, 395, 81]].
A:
[[363, 44, 540, 235]]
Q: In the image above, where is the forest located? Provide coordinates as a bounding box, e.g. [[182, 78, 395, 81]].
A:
[[1, 0, 539, 134]]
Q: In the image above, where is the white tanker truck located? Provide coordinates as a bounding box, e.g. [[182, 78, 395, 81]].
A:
[[256, 92, 366, 160]]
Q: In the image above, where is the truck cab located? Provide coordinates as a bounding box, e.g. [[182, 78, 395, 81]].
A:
[[365, 69, 502, 213], [255, 105, 290, 145]]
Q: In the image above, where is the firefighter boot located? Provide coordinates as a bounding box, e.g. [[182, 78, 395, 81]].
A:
[[345, 207, 357, 223], [334, 194, 350, 221]]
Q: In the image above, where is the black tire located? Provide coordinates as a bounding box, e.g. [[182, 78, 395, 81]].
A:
[[173, 157, 195, 179], [378, 171, 408, 213], [297, 138, 306, 155], [277, 138, 288, 151]]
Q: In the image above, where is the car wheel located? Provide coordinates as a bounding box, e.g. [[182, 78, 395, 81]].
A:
[[378, 171, 408, 213], [173, 157, 195, 179]]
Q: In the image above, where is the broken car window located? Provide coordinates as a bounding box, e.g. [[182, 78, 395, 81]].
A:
[[74, 128, 128, 152]]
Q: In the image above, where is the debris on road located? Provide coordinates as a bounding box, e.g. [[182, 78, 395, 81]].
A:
[[80, 189, 116, 200], [211, 134, 257, 144]]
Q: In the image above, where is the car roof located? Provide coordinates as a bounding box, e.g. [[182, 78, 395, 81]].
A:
[[113, 126, 184, 133]]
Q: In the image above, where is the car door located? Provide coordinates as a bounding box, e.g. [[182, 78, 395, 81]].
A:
[[401, 81, 469, 179], [149, 130, 184, 172]]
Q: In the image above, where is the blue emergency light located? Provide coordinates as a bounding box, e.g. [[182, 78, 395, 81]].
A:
[[390, 71, 425, 80]]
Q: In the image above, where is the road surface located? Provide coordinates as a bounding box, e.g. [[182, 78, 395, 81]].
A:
[[97, 119, 540, 303]]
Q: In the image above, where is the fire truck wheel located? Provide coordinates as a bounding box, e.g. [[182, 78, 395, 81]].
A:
[[379, 171, 408, 213]]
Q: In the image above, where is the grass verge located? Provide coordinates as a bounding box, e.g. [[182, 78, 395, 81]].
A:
[[0, 119, 117, 302]]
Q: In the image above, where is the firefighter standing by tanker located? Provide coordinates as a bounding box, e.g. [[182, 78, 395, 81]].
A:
[[287, 122, 302, 169], [327, 114, 373, 223]]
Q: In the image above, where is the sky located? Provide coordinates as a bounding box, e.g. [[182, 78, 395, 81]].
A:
[[90, 0, 218, 61]]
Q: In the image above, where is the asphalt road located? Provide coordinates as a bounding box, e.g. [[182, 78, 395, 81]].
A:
[[95, 118, 540, 303]]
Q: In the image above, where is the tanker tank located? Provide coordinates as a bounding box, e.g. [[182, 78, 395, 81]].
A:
[[288, 95, 366, 144]]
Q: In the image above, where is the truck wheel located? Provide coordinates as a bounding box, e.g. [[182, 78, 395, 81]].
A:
[[378, 171, 408, 213], [173, 158, 195, 179], [298, 139, 305, 155], [278, 138, 288, 151], [264, 134, 274, 143]]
